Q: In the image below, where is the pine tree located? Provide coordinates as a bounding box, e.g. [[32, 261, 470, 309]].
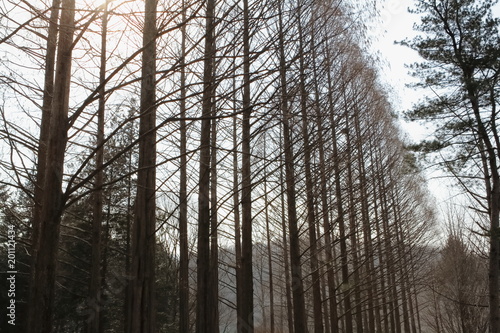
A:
[[402, 1, 500, 330]]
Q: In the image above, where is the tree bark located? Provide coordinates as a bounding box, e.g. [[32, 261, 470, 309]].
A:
[[128, 0, 157, 330], [196, 0, 215, 330], [27, 0, 75, 331], [344, 109, 363, 333], [239, 0, 254, 329], [29, 0, 60, 326], [296, 2, 323, 331], [31, 0, 60, 260], [209, 100, 220, 333], [277, 2, 307, 331], [179, 0, 189, 330], [279, 144, 295, 333]]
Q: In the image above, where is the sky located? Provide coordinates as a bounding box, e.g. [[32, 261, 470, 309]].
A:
[[370, 0, 451, 212]]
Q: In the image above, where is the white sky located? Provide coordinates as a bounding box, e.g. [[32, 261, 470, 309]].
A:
[[369, 0, 500, 222]]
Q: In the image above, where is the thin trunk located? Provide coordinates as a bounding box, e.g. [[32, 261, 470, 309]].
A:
[[409, 248, 422, 333], [128, 0, 157, 330], [379, 171, 400, 333], [239, 0, 254, 330], [264, 136, 276, 333], [124, 114, 134, 333], [296, 2, 323, 330], [209, 102, 219, 333], [88, 3, 108, 332], [100, 209, 110, 333], [27, 0, 75, 330], [368, 142, 382, 332], [315, 210, 331, 333], [393, 197, 411, 333], [329, 96, 352, 333], [278, 2, 307, 331], [179, 0, 189, 330], [279, 142, 295, 333], [374, 153, 390, 333], [353, 109, 375, 333], [344, 109, 363, 333], [196, 0, 215, 330], [232, 56, 243, 325], [321, 41, 341, 333]]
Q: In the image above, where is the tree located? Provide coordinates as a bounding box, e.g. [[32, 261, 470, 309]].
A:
[[427, 219, 488, 333], [88, 2, 109, 332], [402, 1, 500, 331], [178, 0, 189, 331], [239, 0, 254, 331], [196, 0, 216, 331], [27, 0, 76, 330], [127, 0, 158, 330], [276, 0, 307, 331]]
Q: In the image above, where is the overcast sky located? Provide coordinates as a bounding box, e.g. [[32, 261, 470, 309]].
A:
[[371, 0, 462, 218]]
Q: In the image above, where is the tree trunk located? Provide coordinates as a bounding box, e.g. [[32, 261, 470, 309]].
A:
[[232, 55, 243, 327], [28, 0, 60, 326], [128, 0, 157, 330], [343, 107, 364, 333], [196, 0, 215, 330], [27, 0, 75, 331], [209, 100, 220, 333], [88, 3, 108, 332], [464, 82, 500, 333], [328, 87, 352, 333], [277, 2, 307, 330], [178, 0, 189, 330], [238, 0, 254, 330], [263, 134, 276, 333], [353, 108, 376, 333], [296, 2, 323, 331], [31, 0, 60, 260], [279, 144, 295, 333]]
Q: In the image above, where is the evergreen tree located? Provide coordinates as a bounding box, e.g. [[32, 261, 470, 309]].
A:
[[402, 0, 500, 331]]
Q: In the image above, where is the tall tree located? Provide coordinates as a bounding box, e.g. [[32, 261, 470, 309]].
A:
[[295, 1, 323, 330], [197, 0, 216, 330], [209, 94, 219, 333], [239, 0, 254, 330], [31, 0, 60, 263], [277, 1, 307, 331], [178, 0, 189, 331], [88, 2, 109, 332], [28, 0, 60, 328], [27, 0, 75, 331], [127, 0, 158, 330], [402, 1, 500, 331]]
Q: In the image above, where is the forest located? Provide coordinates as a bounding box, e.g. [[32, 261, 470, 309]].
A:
[[0, 0, 499, 332]]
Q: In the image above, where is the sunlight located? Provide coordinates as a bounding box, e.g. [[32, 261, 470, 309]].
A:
[[78, 0, 130, 13]]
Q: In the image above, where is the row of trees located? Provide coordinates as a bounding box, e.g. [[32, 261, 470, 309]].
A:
[[0, 0, 495, 332]]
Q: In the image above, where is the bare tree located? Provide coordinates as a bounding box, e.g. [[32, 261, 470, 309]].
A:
[[27, 0, 76, 330], [127, 0, 158, 330]]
